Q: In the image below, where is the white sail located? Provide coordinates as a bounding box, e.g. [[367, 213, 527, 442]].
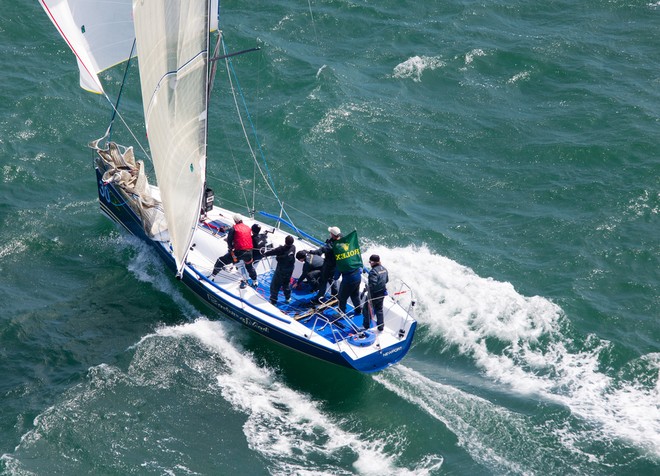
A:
[[39, 0, 135, 94], [41, 0, 219, 274], [39, 0, 219, 95], [133, 0, 210, 274]]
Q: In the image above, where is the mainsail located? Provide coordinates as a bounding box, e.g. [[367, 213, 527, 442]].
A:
[[133, 1, 211, 274], [40, 0, 219, 274]]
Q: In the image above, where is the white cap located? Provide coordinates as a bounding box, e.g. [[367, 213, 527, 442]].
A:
[[233, 214, 244, 223], [328, 226, 341, 236]]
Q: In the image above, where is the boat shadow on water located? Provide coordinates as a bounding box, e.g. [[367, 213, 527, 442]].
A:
[[242, 328, 375, 402]]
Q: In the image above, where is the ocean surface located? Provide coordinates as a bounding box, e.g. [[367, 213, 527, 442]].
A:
[[1, 1, 658, 474]]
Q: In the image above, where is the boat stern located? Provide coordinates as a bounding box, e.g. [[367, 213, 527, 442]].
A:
[[344, 320, 417, 373]]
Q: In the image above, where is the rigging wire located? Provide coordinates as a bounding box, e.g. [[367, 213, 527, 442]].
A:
[[206, 169, 326, 228], [108, 39, 136, 143], [100, 95, 152, 164], [221, 38, 302, 236], [253, 41, 262, 214], [222, 42, 274, 208], [222, 59, 258, 214], [207, 30, 222, 100], [99, 40, 152, 164], [251, 45, 260, 219], [100, 23, 318, 238], [307, 0, 319, 44], [208, 35, 250, 212]]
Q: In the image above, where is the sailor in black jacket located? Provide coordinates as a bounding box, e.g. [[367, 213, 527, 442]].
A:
[[363, 254, 389, 331], [251, 223, 269, 262], [294, 251, 324, 292], [263, 235, 296, 304], [309, 226, 341, 303]]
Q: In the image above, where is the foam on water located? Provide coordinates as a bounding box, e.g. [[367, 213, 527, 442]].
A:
[[463, 48, 486, 66], [120, 233, 660, 461], [127, 242, 447, 473], [364, 244, 660, 458], [506, 71, 531, 84], [155, 320, 443, 475], [309, 101, 384, 136], [376, 365, 561, 474], [13, 237, 442, 475], [122, 236, 201, 319], [392, 56, 445, 82], [8, 227, 652, 474], [0, 239, 28, 260], [4, 315, 442, 475], [122, 243, 445, 473]]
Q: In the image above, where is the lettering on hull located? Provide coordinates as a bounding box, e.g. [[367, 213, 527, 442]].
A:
[[382, 346, 403, 357], [207, 293, 270, 334]]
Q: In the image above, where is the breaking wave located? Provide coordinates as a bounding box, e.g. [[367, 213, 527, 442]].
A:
[[365, 243, 660, 459], [393, 56, 445, 82]]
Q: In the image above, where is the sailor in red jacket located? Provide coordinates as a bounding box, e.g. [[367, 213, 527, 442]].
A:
[[210, 214, 258, 288]]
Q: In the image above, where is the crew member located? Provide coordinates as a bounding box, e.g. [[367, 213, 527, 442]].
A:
[[309, 226, 341, 303], [363, 254, 388, 331], [263, 235, 296, 304], [294, 250, 324, 292], [210, 214, 258, 288]]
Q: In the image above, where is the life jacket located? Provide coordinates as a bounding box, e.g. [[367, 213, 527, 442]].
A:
[[368, 265, 389, 294], [305, 254, 324, 271], [252, 232, 268, 249], [233, 222, 253, 251]]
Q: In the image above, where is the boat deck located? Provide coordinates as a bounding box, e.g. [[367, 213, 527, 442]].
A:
[[252, 270, 374, 346], [180, 208, 413, 358]]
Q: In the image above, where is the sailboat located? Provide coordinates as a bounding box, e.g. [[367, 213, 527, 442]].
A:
[[39, 0, 417, 372]]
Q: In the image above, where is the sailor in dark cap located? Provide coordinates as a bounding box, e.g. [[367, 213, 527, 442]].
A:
[[363, 254, 388, 331], [251, 223, 269, 262], [309, 226, 342, 303]]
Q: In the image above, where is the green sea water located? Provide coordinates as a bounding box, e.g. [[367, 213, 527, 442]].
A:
[[1, 1, 658, 474]]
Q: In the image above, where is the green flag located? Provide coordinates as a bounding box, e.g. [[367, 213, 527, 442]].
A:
[[332, 230, 363, 273]]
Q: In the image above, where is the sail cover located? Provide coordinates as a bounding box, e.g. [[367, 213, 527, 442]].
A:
[[133, 1, 210, 274], [39, 0, 135, 94]]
